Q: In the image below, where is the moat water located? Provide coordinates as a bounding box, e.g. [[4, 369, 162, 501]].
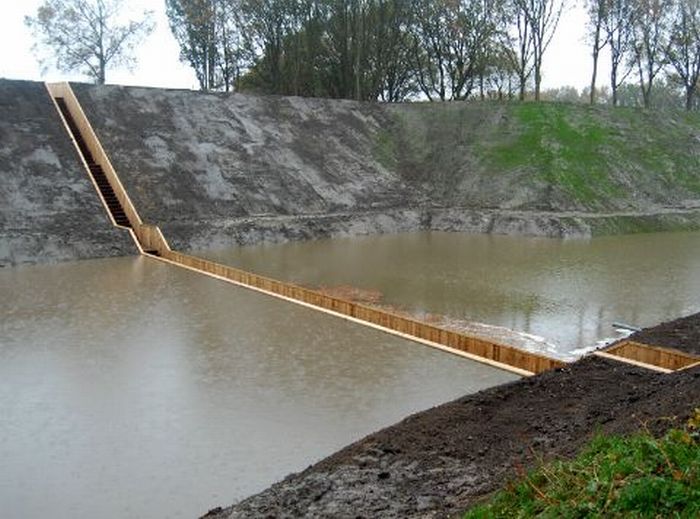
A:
[[0, 255, 515, 518], [201, 231, 700, 358]]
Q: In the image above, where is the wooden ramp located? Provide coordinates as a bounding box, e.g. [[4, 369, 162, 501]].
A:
[[46, 81, 569, 377]]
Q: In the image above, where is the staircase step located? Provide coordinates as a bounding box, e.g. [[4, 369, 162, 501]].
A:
[[55, 96, 135, 233]]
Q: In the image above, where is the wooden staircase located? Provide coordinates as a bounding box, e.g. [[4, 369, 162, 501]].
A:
[[54, 97, 131, 229]]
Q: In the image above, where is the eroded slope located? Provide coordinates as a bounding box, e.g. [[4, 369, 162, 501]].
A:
[[73, 84, 423, 249], [72, 83, 700, 250]]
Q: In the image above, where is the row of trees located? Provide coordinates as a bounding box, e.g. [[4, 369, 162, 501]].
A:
[[586, 0, 700, 110], [165, 0, 567, 102], [24, 0, 700, 110], [166, 0, 700, 110], [536, 80, 700, 110]]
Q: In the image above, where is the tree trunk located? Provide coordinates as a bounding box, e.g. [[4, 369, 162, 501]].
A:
[[590, 57, 598, 105], [590, 29, 601, 104], [98, 60, 106, 85], [638, 60, 651, 109]]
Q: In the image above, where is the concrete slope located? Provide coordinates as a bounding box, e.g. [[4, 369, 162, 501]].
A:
[[0, 79, 135, 266], [73, 83, 423, 250]]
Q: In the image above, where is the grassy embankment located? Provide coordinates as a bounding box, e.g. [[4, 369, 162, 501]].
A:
[[464, 409, 700, 518], [375, 102, 700, 233]]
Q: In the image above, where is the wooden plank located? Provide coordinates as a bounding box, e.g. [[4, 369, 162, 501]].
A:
[[164, 250, 565, 375], [593, 351, 672, 373], [45, 82, 171, 257], [152, 252, 536, 376], [604, 340, 699, 371]]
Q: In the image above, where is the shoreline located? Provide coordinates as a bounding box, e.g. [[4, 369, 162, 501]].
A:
[[165, 207, 700, 253], [205, 313, 700, 518]]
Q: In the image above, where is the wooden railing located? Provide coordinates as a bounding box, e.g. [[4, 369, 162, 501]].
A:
[[48, 81, 566, 376], [138, 224, 171, 256]]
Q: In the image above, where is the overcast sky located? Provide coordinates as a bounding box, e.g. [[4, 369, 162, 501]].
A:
[[0, 0, 611, 93]]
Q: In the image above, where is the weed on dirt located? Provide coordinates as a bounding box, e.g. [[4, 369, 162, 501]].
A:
[[464, 409, 700, 518]]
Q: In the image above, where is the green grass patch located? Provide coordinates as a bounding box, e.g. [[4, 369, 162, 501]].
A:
[[589, 214, 700, 236], [373, 128, 398, 170], [464, 409, 700, 518], [481, 103, 622, 206], [385, 100, 700, 210]]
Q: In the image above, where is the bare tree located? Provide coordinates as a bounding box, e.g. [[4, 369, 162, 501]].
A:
[[410, 0, 505, 101], [586, 0, 608, 104], [513, 0, 565, 101], [217, 0, 248, 91], [25, 0, 154, 84], [482, 43, 520, 99], [602, 0, 636, 105], [665, 0, 700, 110], [508, 2, 534, 100], [166, 0, 218, 90], [631, 0, 671, 109]]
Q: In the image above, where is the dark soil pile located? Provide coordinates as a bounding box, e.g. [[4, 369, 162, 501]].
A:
[[629, 312, 700, 356], [206, 346, 700, 518]]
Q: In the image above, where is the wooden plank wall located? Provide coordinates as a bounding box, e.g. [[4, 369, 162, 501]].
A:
[[139, 224, 171, 255], [604, 340, 700, 371], [164, 250, 565, 374]]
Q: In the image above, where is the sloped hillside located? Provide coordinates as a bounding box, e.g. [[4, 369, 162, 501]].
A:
[[72, 83, 700, 250], [385, 101, 700, 211]]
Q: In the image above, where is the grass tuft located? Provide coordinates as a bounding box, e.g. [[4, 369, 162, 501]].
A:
[[464, 409, 700, 518]]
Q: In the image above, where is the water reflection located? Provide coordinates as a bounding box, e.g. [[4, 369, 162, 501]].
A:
[[0, 256, 514, 518], [199, 231, 700, 356]]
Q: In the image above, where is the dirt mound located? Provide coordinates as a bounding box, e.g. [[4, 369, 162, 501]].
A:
[[630, 312, 700, 356], [208, 351, 699, 518]]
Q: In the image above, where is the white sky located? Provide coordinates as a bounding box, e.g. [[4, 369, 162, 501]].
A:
[[0, 0, 611, 92]]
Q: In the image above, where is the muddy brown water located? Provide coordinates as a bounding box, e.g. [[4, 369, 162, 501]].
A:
[[0, 256, 515, 518], [200, 231, 700, 359]]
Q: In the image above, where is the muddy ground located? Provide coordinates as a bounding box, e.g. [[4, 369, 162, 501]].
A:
[[205, 315, 700, 518], [4, 80, 700, 265], [630, 312, 700, 356]]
